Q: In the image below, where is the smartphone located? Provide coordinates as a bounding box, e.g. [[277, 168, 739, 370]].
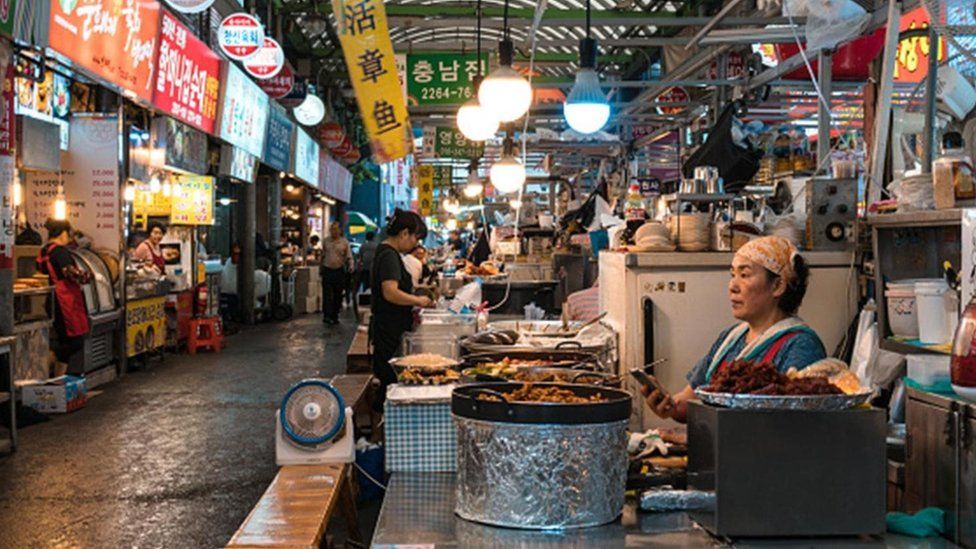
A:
[[629, 368, 668, 396]]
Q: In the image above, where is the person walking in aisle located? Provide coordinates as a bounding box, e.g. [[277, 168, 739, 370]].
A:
[[321, 222, 353, 324]]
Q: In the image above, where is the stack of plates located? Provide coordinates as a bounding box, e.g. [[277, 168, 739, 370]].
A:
[[669, 214, 711, 252], [631, 221, 675, 252]]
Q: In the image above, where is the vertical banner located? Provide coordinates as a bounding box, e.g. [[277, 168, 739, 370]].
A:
[[0, 61, 13, 269], [332, 0, 411, 163], [416, 164, 433, 216], [62, 116, 121, 250]]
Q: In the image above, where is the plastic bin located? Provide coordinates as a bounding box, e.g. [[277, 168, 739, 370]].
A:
[[907, 354, 951, 389]]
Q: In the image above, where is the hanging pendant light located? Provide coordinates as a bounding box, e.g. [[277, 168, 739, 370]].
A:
[[563, 0, 610, 134], [457, 0, 499, 141], [123, 182, 136, 202], [490, 132, 525, 195], [463, 160, 484, 198], [479, 0, 532, 123]]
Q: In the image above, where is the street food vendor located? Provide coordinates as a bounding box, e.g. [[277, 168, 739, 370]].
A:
[[370, 209, 433, 409], [37, 219, 90, 365], [133, 221, 167, 273], [644, 236, 826, 422]]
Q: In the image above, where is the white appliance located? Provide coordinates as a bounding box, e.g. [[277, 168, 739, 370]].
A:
[[600, 251, 857, 429], [276, 379, 355, 466]]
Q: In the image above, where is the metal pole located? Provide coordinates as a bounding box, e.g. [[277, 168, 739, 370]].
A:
[[269, 173, 282, 269], [868, 0, 901, 204], [921, 27, 939, 174], [239, 179, 257, 324], [686, 0, 748, 49], [817, 49, 833, 175]]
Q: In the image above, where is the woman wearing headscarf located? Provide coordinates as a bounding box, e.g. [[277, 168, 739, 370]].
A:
[[644, 236, 827, 423]]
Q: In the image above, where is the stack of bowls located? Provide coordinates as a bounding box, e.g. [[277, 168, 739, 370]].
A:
[[669, 213, 711, 252], [632, 221, 674, 251]]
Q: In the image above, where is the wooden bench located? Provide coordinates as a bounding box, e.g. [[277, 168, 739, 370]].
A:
[[226, 464, 362, 548], [346, 326, 371, 374], [227, 375, 375, 548]]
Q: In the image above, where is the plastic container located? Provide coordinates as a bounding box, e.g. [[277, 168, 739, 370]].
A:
[[915, 280, 951, 344], [885, 285, 918, 339], [906, 354, 951, 389]]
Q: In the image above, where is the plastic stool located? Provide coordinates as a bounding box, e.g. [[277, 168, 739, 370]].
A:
[[188, 317, 224, 355]]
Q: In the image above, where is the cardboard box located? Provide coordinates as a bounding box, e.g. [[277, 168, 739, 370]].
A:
[[22, 375, 88, 413]]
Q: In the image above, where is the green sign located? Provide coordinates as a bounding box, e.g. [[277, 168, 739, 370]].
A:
[[422, 126, 484, 159], [406, 52, 489, 106], [0, 0, 18, 37]]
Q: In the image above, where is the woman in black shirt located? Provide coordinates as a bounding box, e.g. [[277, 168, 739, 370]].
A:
[[370, 209, 432, 408]]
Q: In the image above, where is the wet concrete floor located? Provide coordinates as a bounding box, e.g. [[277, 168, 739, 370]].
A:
[[0, 313, 365, 548]]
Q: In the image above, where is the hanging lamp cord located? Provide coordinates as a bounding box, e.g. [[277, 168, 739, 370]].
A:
[[477, 0, 482, 77], [586, 0, 591, 38], [503, 0, 510, 42]]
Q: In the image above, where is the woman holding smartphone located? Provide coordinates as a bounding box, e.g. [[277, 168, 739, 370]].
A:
[[643, 236, 827, 423]]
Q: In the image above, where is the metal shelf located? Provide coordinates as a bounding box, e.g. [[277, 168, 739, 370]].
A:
[[867, 209, 963, 228], [662, 193, 736, 203], [880, 337, 951, 356]]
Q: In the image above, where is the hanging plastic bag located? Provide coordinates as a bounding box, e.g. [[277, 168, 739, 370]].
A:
[[783, 0, 869, 54]]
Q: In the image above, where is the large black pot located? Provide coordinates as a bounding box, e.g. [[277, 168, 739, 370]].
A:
[[452, 382, 632, 425]]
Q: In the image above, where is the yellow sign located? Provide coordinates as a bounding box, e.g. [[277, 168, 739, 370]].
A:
[[417, 165, 433, 216], [125, 296, 166, 358], [170, 176, 214, 225], [332, 0, 411, 163], [133, 189, 172, 219]]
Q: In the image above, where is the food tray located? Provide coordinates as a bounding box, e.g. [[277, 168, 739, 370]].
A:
[[694, 389, 874, 411]]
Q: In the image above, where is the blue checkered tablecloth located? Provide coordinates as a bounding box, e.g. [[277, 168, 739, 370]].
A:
[[385, 400, 457, 472]]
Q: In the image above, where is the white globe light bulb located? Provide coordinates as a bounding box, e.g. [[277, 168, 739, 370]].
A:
[[457, 99, 499, 141], [564, 68, 610, 134], [479, 65, 532, 122], [490, 155, 526, 195]]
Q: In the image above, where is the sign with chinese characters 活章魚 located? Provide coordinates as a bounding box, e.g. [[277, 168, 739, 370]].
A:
[[407, 52, 489, 107], [48, 0, 161, 102], [331, 0, 411, 163], [422, 126, 484, 159], [217, 62, 269, 159], [154, 11, 221, 135], [170, 175, 214, 225]]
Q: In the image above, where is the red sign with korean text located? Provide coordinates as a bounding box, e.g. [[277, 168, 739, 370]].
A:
[[153, 11, 221, 134], [257, 64, 294, 99], [49, 0, 162, 103], [894, 6, 946, 83], [656, 87, 689, 115], [218, 13, 264, 60], [243, 37, 284, 80], [0, 64, 13, 156]]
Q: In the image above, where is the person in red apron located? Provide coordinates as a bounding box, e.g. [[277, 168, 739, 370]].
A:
[[133, 221, 167, 273], [37, 219, 91, 365], [643, 236, 827, 423]]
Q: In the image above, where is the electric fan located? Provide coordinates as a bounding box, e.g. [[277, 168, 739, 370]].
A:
[[275, 379, 355, 466]]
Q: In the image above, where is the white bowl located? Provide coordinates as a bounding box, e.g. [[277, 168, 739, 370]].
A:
[[952, 384, 976, 403]]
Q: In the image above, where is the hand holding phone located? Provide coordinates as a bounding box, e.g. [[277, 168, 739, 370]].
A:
[[630, 367, 674, 418]]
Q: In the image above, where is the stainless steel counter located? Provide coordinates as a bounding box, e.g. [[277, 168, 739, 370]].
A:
[[615, 250, 854, 268], [371, 473, 961, 548]]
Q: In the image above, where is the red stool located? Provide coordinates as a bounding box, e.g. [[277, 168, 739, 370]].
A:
[[188, 317, 224, 355]]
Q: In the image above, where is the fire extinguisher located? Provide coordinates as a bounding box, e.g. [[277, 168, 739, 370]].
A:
[[196, 283, 208, 317]]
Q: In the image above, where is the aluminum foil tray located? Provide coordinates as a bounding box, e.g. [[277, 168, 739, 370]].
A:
[[694, 389, 874, 411]]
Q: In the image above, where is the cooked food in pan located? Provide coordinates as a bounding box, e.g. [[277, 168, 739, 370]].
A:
[[476, 383, 608, 404], [703, 360, 842, 396], [393, 353, 459, 369], [399, 367, 461, 385]]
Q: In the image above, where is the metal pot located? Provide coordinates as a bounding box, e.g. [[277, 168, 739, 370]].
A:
[[453, 383, 630, 529], [679, 178, 707, 194]]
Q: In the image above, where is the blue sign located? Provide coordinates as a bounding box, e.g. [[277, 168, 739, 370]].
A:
[[263, 102, 294, 173]]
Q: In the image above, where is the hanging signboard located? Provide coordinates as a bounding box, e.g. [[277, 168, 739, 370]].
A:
[[217, 62, 269, 158], [49, 0, 161, 103], [258, 63, 294, 98], [133, 187, 172, 218], [421, 126, 484, 159], [319, 151, 353, 203], [331, 0, 411, 163], [219, 144, 257, 183], [416, 164, 434, 216], [154, 11, 221, 135], [0, 0, 18, 38], [152, 117, 209, 175], [243, 37, 285, 80], [263, 102, 294, 173], [170, 175, 214, 225], [705, 52, 746, 80], [0, 64, 14, 156], [894, 6, 946, 83], [163, 0, 215, 14], [292, 129, 320, 186], [280, 78, 307, 108], [655, 87, 689, 115], [218, 13, 264, 61], [125, 296, 166, 358], [406, 52, 489, 107]]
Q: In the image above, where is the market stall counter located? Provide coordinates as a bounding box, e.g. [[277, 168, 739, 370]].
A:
[[371, 473, 940, 548]]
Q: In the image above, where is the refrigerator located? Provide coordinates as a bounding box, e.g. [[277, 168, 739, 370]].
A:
[[600, 250, 857, 429]]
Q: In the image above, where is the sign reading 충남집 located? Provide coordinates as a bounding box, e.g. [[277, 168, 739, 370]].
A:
[[49, 0, 162, 102], [217, 61, 269, 159], [406, 52, 489, 107]]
